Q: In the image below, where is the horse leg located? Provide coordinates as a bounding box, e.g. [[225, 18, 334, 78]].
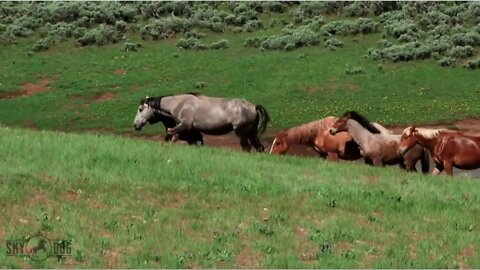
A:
[[248, 134, 265, 152], [363, 156, 373, 165], [432, 163, 444, 175], [443, 161, 453, 176], [327, 152, 339, 161], [372, 158, 383, 167], [238, 136, 252, 152]]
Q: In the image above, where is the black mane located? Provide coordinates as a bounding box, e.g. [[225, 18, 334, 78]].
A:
[[140, 93, 201, 109], [342, 111, 381, 134]]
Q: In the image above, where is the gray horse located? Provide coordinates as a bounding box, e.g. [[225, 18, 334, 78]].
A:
[[133, 93, 270, 152]]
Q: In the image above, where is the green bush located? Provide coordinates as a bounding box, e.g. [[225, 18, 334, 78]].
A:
[[344, 66, 364, 75], [77, 24, 122, 46], [437, 56, 456, 67], [259, 26, 320, 51], [210, 39, 228, 50], [447, 45, 474, 58], [321, 18, 377, 36], [463, 58, 480, 69], [122, 42, 142, 52], [324, 38, 344, 50], [244, 36, 266, 48], [32, 37, 55, 52]]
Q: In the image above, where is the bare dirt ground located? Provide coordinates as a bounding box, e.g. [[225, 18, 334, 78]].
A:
[[125, 118, 480, 178], [0, 78, 53, 99], [127, 118, 480, 157]]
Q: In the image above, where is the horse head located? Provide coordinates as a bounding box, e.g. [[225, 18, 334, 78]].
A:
[[399, 126, 418, 155], [270, 131, 289, 154], [329, 117, 349, 135], [133, 96, 157, 131]]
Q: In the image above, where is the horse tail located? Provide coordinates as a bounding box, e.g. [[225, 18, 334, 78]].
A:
[[255, 105, 270, 135], [421, 148, 430, 174]]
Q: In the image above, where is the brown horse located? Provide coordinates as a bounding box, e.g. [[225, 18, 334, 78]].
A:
[[269, 117, 362, 160], [399, 126, 480, 176], [330, 112, 429, 172]]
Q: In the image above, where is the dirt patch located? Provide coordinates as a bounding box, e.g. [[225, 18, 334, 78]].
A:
[[0, 78, 53, 99], [62, 190, 80, 202], [365, 175, 379, 185], [114, 69, 128, 75], [104, 249, 123, 268], [457, 245, 476, 269], [90, 199, 105, 209], [335, 242, 354, 253], [29, 190, 49, 205], [235, 245, 260, 268], [295, 226, 317, 262], [388, 118, 480, 136], [165, 192, 187, 209], [89, 92, 117, 102]]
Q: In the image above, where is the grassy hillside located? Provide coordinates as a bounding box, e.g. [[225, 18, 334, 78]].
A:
[[0, 126, 479, 268], [1, 2, 480, 135]]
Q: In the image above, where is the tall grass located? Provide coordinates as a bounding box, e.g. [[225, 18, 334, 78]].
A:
[[0, 127, 479, 268]]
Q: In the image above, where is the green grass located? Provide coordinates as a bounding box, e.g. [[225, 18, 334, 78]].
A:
[[0, 126, 479, 268], [1, 32, 480, 135]]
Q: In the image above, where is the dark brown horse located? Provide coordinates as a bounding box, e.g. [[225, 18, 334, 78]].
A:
[[399, 126, 480, 176]]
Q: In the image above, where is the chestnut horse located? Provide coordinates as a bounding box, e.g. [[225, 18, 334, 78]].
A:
[[269, 116, 389, 160], [399, 126, 480, 176], [330, 112, 429, 172]]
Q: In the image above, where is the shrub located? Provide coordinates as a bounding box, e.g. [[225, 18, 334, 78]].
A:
[[259, 26, 320, 51], [451, 31, 480, 46], [32, 37, 55, 52], [437, 56, 456, 67], [344, 66, 364, 75], [210, 39, 228, 50], [463, 58, 480, 69], [380, 42, 432, 62], [377, 39, 392, 48], [115, 20, 128, 32], [77, 24, 122, 46], [243, 20, 263, 32], [140, 17, 194, 40], [244, 36, 266, 48], [122, 42, 142, 51], [447, 45, 474, 58], [321, 18, 377, 36], [324, 38, 344, 50]]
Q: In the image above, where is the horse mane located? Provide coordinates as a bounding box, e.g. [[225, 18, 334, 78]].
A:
[[140, 93, 201, 109], [343, 111, 381, 134], [403, 126, 451, 139], [285, 117, 336, 144]]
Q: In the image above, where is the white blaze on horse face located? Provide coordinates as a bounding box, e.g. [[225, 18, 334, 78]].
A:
[[269, 138, 277, 154]]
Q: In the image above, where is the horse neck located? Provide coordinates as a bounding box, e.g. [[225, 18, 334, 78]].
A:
[[415, 134, 441, 153], [285, 121, 322, 145], [346, 120, 374, 147]]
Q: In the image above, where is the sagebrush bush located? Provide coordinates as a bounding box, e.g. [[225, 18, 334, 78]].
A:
[[463, 58, 480, 69], [324, 38, 344, 50], [447, 45, 474, 58], [321, 18, 377, 36], [122, 42, 142, 51], [210, 39, 228, 50], [438, 56, 456, 67], [32, 37, 55, 52], [344, 66, 364, 75], [77, 24, 122, 46], [244, 36, 266, 48], [259, 26, 320, 51]]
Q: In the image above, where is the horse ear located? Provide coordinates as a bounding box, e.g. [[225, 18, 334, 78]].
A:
[[410, 126, 417, 134]]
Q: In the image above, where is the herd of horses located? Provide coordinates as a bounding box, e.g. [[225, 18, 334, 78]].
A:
[[133, 93, 480, 177]]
